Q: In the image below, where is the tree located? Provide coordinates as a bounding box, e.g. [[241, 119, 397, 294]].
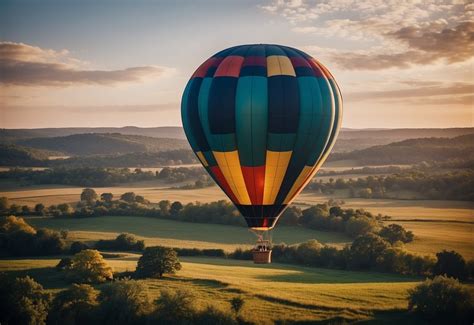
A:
[[0, 275, 51, 325], [21, 205, 31, 214], [114, 233, 145, 251], [57, 203, 72, 215], [135, 195, 146, 204], [158, 200, 171, 216], [358, 188, 373, 198], [0, 215, 35, 234], [0, 196, 8, 212], [349, 233, 390, 269], [34, 203, 45, 215], [296, 240, 323, 266], [67, 249, 113, 283], [98, 279, 152, 324], [81, 188, 98, 204], [170, 201, 183, 216], [56, 257, 73, 271], [433, 250, 468, 280], [408, 275, 474, 322], [379, 224, 414, 244], [48, 284, 99, 325], [34, 228, 66, 254], [345, 216, 377, 237], [135, 246, 182, 278], [70, 241, 89, 254], [100, 192, 114, 203], [279, 206, 301, 225], [120, 192, 136, 203]]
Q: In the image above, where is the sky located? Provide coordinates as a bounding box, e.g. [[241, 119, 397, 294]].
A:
[[0, 0, 473, 129]]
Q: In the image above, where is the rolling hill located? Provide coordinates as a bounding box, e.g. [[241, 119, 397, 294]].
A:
[[16, 133, 190, 156], [329, 134, 474, 165]]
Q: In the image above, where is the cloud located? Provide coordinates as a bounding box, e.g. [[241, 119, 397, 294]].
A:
[[345, 82, 474, 103], [0, 41, 171, 86], [261, 0, 474, 70]]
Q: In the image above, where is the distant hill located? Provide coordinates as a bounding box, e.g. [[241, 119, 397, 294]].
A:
[[0, 126, 186, 142], [333, 127, 474, 152], [329, 134, 474, 165], [0, 144, 50, 166], [16, 133, 190, 156], [3, 126, 472, 153]]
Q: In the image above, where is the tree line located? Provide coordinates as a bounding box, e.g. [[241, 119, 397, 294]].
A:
[[0, 166, 208, 187], [0, 190, 414, 241], [306, 170, 474, 201]]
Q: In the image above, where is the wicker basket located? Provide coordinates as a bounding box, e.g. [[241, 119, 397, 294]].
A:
[[252, 249, 272, 264]]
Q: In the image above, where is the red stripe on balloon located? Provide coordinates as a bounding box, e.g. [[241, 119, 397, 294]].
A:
[[308, 58, 331, 78], [192, 57, 223, 78], [241, 166, 265, 205], [214, 56, 244, 77], [290, 56, 311, 68], [242, 56, 267, 67], [209, 166, 239, 203]]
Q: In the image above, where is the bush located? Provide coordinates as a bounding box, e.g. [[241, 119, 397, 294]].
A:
[[194, 306, 238, 325], [96, 233, 145, 252], [48, 283, 99, 325], [135, 246, 181, 278], [98, 279, 152, 324], [66, 249, 113, 283], [433, 250, 468, 280], [152, 289, 195, 324], [408, 275, 474, 322], [0, 275, 51, 325]]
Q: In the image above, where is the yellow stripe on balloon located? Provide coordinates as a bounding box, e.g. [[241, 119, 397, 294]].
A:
[[267, 56, 296, 77], [212, 150, 251, 205], [263, 150, 292, 204], [195, 151, 208, 167]]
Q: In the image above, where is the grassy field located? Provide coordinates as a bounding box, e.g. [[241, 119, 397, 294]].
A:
[[0, 255, 426, 324], [2, 181, 472, 258], [27, 216, 351, 251]]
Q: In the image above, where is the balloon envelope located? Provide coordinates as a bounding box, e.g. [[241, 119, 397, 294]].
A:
[[181, 44, 342, 230]]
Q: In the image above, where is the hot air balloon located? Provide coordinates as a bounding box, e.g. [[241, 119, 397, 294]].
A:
[[181, 44, 342, 263]]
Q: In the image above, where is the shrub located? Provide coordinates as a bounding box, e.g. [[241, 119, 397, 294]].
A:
[[96, 233, 145, 252], [98, 279, 152, 324], [230, 296, 245, 315], [48, 284, 99, 325], [194, 306, 238, 325], [408, 275, 474, 322], [0, 275, 51, 325], [135, 246, 181, 278], [67, 249, 113, 283], [152, 289, 195, 324]]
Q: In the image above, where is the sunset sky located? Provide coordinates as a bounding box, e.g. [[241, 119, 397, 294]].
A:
[[1, 0, 473, 129]]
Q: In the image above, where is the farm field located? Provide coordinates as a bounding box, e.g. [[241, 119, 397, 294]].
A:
[[0, 255, 427, 324], [27, 216, 351, 251]]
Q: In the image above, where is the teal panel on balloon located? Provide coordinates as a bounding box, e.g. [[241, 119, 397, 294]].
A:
[[267, 133, 296, 152], [236, 76, 268, 166]]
